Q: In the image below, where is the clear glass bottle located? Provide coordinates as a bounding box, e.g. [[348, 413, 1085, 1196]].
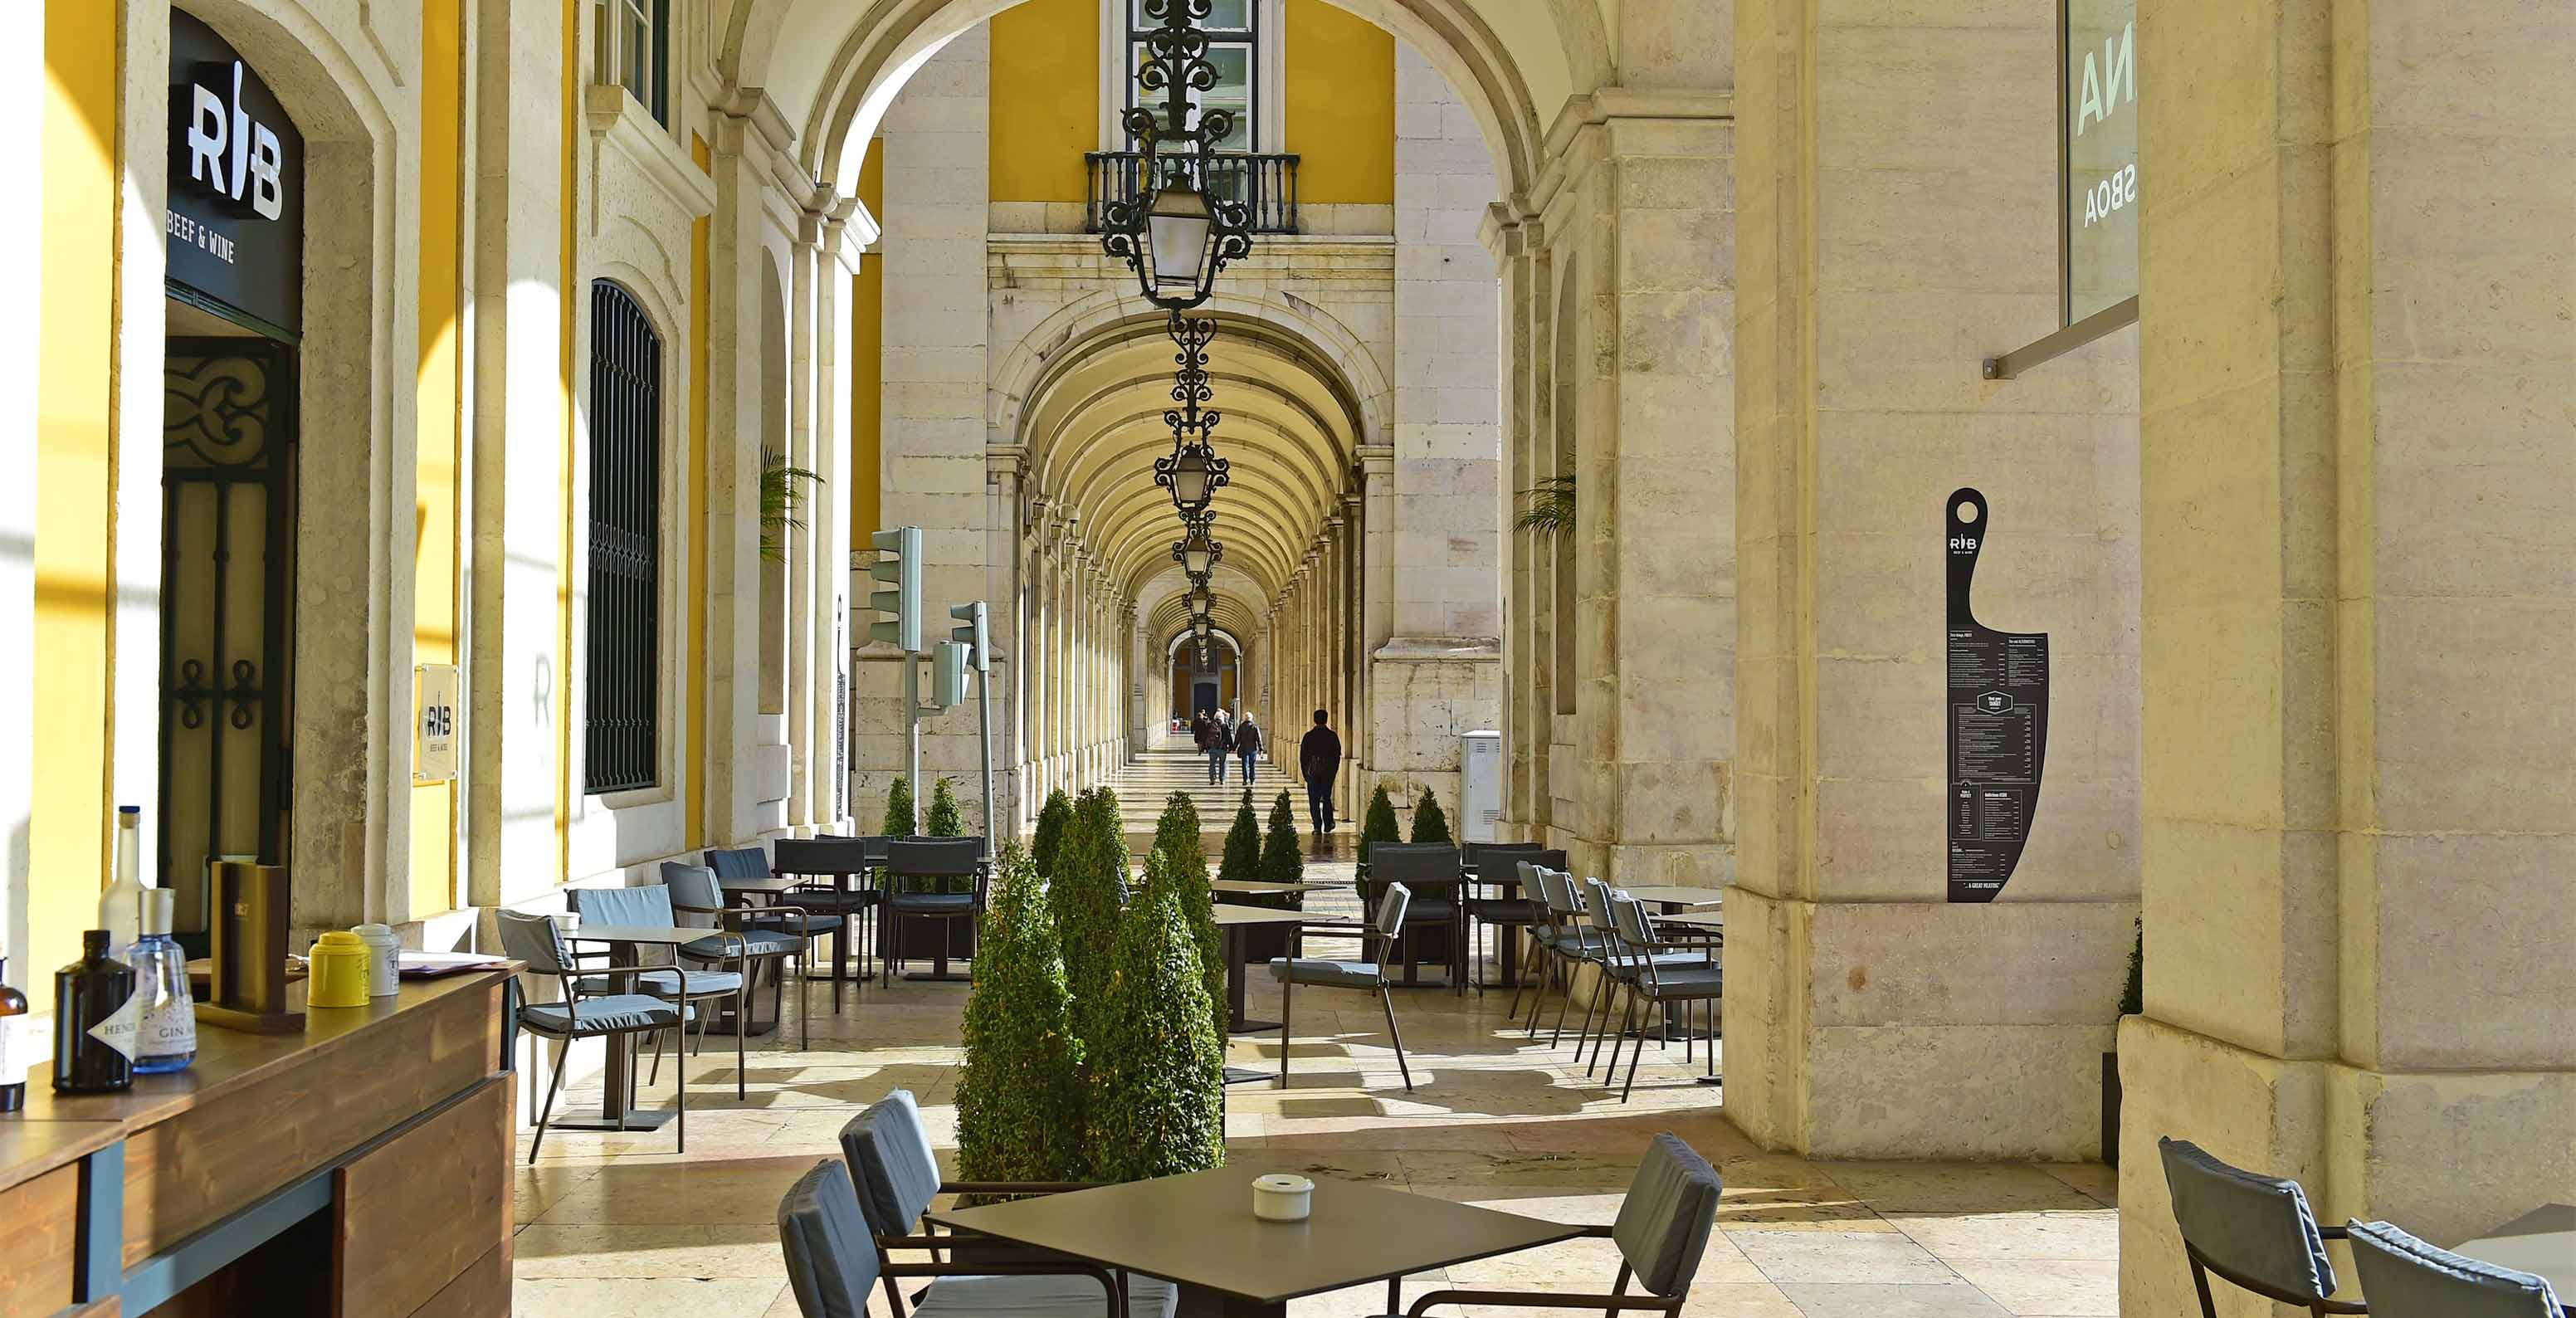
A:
[[53, 930, 136, 1095], [130, 889, 197, 1074], [99, 804, 146, 961], [0, 956, 28, 1111]]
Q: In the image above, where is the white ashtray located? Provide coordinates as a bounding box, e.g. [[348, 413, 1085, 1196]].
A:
[[1251, 1173, 1314, 1222]]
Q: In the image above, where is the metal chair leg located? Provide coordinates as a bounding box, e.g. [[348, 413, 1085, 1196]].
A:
[[1550, 959, 1578, 1046], [528, 1040, 570, 1164], [674, 1016, 687, 1154], [734, 981, 748, 1100], [1379, 985, 1412, 1092], [1276, 975, 1295, 1088], [1622, 1000, 1648, 1101], [648, 1025, 666, 1087]]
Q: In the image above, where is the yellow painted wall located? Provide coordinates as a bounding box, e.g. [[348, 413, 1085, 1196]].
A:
[[851, 143, 883, 544], [411, 0, 465, 918], [34, 2, 120, 969], [988, 0, 1096, 203], [1285, 0, 1393, 205]]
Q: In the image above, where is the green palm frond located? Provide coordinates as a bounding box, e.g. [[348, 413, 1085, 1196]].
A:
[[759, 449, 825, 563], [1513, 473, 1576, 539]]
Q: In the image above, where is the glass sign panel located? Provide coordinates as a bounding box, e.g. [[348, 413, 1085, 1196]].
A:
[[2066, 0, 2137, 322]]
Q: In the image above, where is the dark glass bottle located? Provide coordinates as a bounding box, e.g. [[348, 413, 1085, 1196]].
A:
[[0, 955, 27, 1111], [53, 930, 137, 1095]]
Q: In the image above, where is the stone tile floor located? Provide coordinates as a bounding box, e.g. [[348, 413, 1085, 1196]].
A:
[[512, 860, 2117, 1317]]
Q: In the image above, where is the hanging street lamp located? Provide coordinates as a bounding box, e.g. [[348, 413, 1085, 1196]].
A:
[[1154, 314, 1229, 517], [1100, 0, 1254, 314], [1173, 515, 1223, 579]]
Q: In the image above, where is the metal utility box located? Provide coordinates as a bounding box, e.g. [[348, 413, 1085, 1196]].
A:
[[1461, 730, 1502, 842]]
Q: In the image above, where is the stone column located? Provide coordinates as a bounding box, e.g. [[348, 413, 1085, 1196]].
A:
[[807, 202, 863, 832], [1486, 206, 1546, 836], [1030, 520, 1056, 807], [2116, 1, 2576, 1310], [1355, 442, 1396, 800], [986, 447, 1026, 835]]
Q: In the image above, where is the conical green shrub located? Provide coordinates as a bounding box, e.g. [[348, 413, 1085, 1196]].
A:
[[881, 774, 917, 837], [1084, 851, 1226, 1180], [1148, 793, 1228, 1060], [956, 843, 1085, 1183], [1056, 787, 1131, 1053], [1409, 785, 1452, 845], [1031, 788, 1075, 878], [1359, 781, 1400, 877], [1261, 790, 1304, 890], [1219, 787, 1262, 887], [925, 777, 964, 837]]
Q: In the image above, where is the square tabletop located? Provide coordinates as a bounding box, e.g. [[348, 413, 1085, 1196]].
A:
[[1212, 879, 1339, 896], [927, 1164, 1585, 1307], [1618, 886, 1725, 908], [565, 924, 710, 945], [2457, 1203, 2574, 1299], [1653, 910, 1725, 932], [1212, 902, 1310, 927], [715, 874, 811, 895]]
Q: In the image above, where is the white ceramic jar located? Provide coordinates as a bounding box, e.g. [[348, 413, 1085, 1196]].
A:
[[1251, 1174, 1314, 1223], [351, 923, 402, 998]]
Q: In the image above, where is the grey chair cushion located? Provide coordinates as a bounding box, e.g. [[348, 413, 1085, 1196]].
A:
[[912, 1272, 1178, 1317], [661, 862, 726, 915], [685, 928, 807, 959], [570, 883, 678, 926], [744, 911, 846, 935], [495, 909, 575, 976], [2347, 1218, 2564, 1318], [704, 847, 770, 880], [889, 891, 978, 915], [840, 1089, 945, 1237], [521, 993, 687, 1035], [577, 969, 744, 998], [1395, 900, 1456, 924], [778, 1159, 881, 1318], [1612, 1133, 1723, 1296], [1269, 957, 1385, 989], [2157, 1138, 2337, 1301], [1640, 968, 1723, 998]]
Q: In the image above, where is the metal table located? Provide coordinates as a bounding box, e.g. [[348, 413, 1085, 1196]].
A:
[[2458, 1203, 2574, 1309], [929, 1164, 1585, 1318], [560, 923, 718, 1131]]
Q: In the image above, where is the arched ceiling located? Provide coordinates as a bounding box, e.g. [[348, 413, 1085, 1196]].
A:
[[1021, 314, 1359, 617], [1139, 564, 1267, 657]]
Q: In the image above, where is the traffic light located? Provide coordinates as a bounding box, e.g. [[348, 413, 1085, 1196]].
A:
[[933, 641, 970, 710], [948, 600, 990, 671], [868, 527, 921, 652]]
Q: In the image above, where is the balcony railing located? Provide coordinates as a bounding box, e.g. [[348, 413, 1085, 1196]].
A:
[[1085, 152, 1301, 237]]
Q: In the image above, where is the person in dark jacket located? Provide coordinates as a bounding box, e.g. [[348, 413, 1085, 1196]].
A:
[[1299, 709, 1343, 833], [1205, 710, 1232, 785], [1233, 711, 1263, 785]]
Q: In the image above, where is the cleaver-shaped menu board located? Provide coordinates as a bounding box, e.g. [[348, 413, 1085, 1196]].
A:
[[1945, 488, 2049, 902]]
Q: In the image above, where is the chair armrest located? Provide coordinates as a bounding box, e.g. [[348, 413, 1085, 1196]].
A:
[[940, 1180, 1104, 1196], [2317, 1225, 2349, 1240], [1406, 1290, 1681, 1317], [881, 1259, 1127, 1318]]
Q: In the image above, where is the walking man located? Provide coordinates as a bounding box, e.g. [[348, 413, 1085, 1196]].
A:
[[1207, 710, 1232, 784], [1300, 708, 1342, 833], [1234, 710, 1263, 785]]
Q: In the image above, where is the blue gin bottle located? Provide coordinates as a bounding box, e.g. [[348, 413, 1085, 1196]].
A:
[[129, 888, 197, 1074]]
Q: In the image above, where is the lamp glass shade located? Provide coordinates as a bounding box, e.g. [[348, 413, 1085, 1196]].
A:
[[1193, 618, 1212, 639], [1183, 545, 1212, 575], [1171, 449, 1211, 506], [1147, 183, 1212, 290]]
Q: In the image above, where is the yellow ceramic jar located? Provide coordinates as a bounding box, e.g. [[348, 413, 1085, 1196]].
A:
[[307, 930, 372, 1008]]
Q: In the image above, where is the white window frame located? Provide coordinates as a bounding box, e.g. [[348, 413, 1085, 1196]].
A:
[[1097, 0, 1286, 154], [594, 0, 670, 126]]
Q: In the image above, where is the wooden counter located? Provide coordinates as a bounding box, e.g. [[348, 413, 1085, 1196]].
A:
[[0, 968, 520, 1318]]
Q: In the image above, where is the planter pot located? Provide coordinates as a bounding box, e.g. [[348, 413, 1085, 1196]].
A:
[[2100, 1049, 2122, 1167]]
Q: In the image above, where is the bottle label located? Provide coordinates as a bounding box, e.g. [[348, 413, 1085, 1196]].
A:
[[87, 988, 143, 1062], [0, 1016, 22, 1086], [141, 989, 196, 1057]]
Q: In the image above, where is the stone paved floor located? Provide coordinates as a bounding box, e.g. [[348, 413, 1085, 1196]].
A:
[[512, 856, 2119, 1317]]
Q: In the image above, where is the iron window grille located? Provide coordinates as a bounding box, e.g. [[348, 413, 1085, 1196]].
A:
[[585, 281, 662, 794]]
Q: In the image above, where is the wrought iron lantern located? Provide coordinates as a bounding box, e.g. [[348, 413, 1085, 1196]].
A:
[[1192, 616, 1212, 643], [1173, 518, 1223, 579], [1154, 310, 1229, 516], [1100, 0, 1254, 312], [1185, 587, 1213, 621]]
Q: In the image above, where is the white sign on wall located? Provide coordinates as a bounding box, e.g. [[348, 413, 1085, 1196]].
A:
[[415, 664, 461, 783], [2066, 0, 2138, 322]]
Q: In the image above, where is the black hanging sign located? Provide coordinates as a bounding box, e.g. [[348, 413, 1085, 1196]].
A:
[[167, 10, 304, 334], [1946, 488, 2048, 901]]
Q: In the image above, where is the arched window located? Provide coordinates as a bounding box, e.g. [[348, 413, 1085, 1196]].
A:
[[586, 281, 661, 793]]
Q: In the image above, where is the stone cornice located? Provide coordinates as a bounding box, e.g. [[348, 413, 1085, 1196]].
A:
[[1531, 87, 1736, 219], [585, 85, 719, 222]]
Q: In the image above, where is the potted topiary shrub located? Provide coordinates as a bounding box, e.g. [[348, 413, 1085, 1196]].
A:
[[1031, 787, 1075, 878], [956, 843, 1086, 1184], [1409, 786, 1452, 845], [1084, 850, 1226, 1179], [2105, 915, 2141, 1166], [913, 778, 974, 958], [881, 774, 917, 837], [1358, 781, 1400, 879], [1055, 787, 1130, 1057], [1247, 790, 1304, 960], [1148, 793, 1227, 1062], [1218, 787, 1261, 889], [925, 777, 964, 837]]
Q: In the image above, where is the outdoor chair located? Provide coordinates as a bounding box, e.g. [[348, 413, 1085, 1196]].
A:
[[2345, 1218, 2563, 1318], [568, 884, 749, 1098], [1603, 895, 1720, 1101], [1574, 880, 1715, 1076], [1271, 882, 1416, 1091], [2157, 1136, 2366, 1316], [1365, 843, 1465, 992], [1384, 1132, 1723, 1317], [880, 837, 987, 984], [664, 860, 818, 1052], [1523, 866, 1610, 1045], [778, 1158, 1158, 1318], [1460, 843, 1564, 996], [838, 1089, 1171, 1314], [495, 908, 690, 1162], [773, 835, 884, 1011]]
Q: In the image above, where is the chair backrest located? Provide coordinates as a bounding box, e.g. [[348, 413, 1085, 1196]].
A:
[[1372, 881, 1413, 943], [1579, 877, 1617, 932], [2157, 1137, 2339, 1303], [2346, 1218, 2564, 1318], [1536, 866, 1579, 915], [773, 836, 874, 879], [777, 1159, 882, 1318], [1473, 843, 1564, 876], [1612, 1133, 1724, 1296], [1372, 844, 1460, 885], [495, 909, 574, 979], [885, 837, 982, 880], [661, 863, 724, 925], [569, 883, 676, 926], [837, 1089, 944, 1237], [703, 847, 770, 880]]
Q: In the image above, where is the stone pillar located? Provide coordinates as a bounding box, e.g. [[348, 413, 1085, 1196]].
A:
[[1029, 520, 1056, 807], [1355, 442, 1396, 799], [986, 447, 1025, 835], [1486, 205, 1546, 836], [808, 203, 863, 832], [1725, 0, 2139, 1157], [2116, 0, 2576, 1311]]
